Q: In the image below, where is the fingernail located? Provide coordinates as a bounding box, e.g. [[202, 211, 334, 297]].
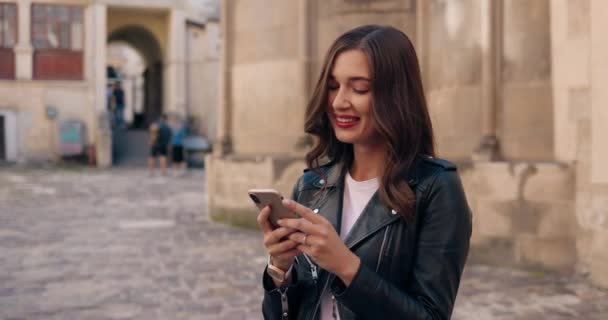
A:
[[282, 199, 291, 206], [277, 219, 284, 225]]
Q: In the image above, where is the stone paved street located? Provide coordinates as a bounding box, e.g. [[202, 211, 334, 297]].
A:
[[0, 167, 607, 320]]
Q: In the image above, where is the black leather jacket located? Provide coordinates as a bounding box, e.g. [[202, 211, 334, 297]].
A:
[[262, 155, 472, 320]]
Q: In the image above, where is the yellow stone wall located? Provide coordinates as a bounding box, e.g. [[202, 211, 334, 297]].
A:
[[0, 82, 92, 161], [0, 0, 215, 165], [423, 0, 483, 160], [549, 0, 608, 288]]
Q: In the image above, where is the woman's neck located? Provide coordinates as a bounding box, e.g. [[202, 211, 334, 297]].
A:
[[349, 143, 386, 181]]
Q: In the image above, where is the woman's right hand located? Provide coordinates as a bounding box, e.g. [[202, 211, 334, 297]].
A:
[[257, 205, 301, 271]]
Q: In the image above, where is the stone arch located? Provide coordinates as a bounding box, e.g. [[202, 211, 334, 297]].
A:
[[107, 25, 163, 124]]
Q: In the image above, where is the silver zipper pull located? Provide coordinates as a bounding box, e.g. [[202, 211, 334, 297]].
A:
[[279, 286, 289, 320], [311, 264, 318, 283], [303, 254, 318, 283], [332, 295, 338, 319]]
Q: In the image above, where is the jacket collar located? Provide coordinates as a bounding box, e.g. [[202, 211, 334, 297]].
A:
[[310, 161, 343, 189], [308, 160, 422, 250], [310, 158, 421, 189]]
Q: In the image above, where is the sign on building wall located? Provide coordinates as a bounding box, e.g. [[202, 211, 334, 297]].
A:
[[59, 120, 86, 156]]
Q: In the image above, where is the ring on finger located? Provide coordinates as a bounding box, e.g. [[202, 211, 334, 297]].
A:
[[302, 233, 308, 245]]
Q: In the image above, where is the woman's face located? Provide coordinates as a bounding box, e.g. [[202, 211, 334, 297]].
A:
[[327, 49, 382, 148]]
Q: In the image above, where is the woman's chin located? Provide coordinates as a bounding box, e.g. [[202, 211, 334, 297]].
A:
[[334, 132, 356, 144]]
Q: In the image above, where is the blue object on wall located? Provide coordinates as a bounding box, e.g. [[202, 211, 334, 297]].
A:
[[59, 120, 87, 156]]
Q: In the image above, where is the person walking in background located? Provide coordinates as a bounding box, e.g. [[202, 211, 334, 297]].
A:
[[106, 83, 115, 127], [106, 83, 114, 112], [148, 114, 172, 176], [147, 122, 159, 176], [113, 81, 126, 128], [171, 119, 188, 176]]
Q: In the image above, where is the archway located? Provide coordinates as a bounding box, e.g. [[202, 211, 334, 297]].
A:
[[108, 25, 163, 126], [107, 25, 163, 166], [107, 42, 144, 127]]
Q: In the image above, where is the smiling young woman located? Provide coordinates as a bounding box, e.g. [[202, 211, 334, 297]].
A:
[[258, 25, 472, 320], [326, 49, 382, 151]]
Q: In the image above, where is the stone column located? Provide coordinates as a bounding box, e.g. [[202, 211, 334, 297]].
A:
[[164, 9, 187, 118], [215, 0, 232, 155], [549, 0, 583, 163], [473, 0, 502, 161], [591, 0, 608, 185], [298, 0, 310, 100], [589, 0, 608, 289], [15, 0, 33, 80], [294, 0, 313, 152], [415, 0, 428, 87], [89, 3, 111, 168]]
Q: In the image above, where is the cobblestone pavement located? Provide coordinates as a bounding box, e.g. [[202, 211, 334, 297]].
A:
[[0, 167, 607, 320]]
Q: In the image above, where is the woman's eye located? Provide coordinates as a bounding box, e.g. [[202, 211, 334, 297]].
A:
[[354, 88, 369, 94]]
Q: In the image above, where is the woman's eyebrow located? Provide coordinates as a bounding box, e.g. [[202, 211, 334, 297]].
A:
[[348, 76, 371, 82], [329, 75, 371, 82]]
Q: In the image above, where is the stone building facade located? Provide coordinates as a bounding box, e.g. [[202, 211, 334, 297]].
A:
[[207, 0, 608, 288], [0, 0, 219, 166]]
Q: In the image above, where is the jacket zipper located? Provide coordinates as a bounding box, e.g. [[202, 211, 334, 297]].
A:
[[308, 225, 390, 320], [307, 183, 337, 319], [333, 294, 341, 320], [302, 254, 318, 283], [310, 276, 331, 320], [278, 255, 317, 320], [279, 286, 289, 320], [375, 225, 391, 272]]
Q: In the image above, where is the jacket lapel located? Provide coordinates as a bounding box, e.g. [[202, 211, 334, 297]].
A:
[[308, 161, 345, 233], [315, 187, 342, 233], [339, 159, 423, 250], [343, 193, 400, 249]]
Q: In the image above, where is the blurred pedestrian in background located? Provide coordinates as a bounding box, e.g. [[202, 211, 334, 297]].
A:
[[106, 83, 114, 112], [171, 118, 188, 176], [148, 114, 172, 176], [113, 81, 125, 129]]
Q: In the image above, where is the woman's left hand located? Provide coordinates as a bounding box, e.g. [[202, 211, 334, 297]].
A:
[[277, 199, 361, 286]]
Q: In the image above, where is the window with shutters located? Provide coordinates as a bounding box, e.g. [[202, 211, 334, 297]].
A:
[[0, 3, 17, 79], [32, 3, 84, 80]]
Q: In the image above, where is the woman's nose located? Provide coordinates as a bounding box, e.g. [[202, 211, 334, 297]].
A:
[[331, 88, 350, 110]]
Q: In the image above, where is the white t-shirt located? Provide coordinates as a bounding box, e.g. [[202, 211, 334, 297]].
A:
[[320, 172, 379, 320]]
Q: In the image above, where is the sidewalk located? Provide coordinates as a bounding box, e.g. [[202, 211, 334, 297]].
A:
[[0, 167, 606, 319]]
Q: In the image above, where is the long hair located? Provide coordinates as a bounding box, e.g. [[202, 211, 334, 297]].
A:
[[304, 25, 435, 221]]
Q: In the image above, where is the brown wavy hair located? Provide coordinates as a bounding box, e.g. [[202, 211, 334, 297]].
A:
[[304, 25, 435, 221]]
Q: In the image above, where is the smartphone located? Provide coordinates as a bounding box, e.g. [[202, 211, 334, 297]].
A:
[[248, 188, 298, 228]]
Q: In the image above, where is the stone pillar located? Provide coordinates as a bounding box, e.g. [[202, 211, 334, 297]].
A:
[[415, 0, 428, 87], [473, 0, 502, 161], [589, 0, 608, 288], [295, 0, 312, 152], [164, 9, 187, 118], [89, 3, 111, 168], [590, 1, 608, 185], [298, 0, 310, 101], [215, 0, 232, 155], [15, 0, 33, 80], [549, 0, 587, 163]]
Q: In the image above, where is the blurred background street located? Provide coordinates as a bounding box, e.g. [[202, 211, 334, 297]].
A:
[[0, 168, 265, 320], [0, 168, 606, 320]]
